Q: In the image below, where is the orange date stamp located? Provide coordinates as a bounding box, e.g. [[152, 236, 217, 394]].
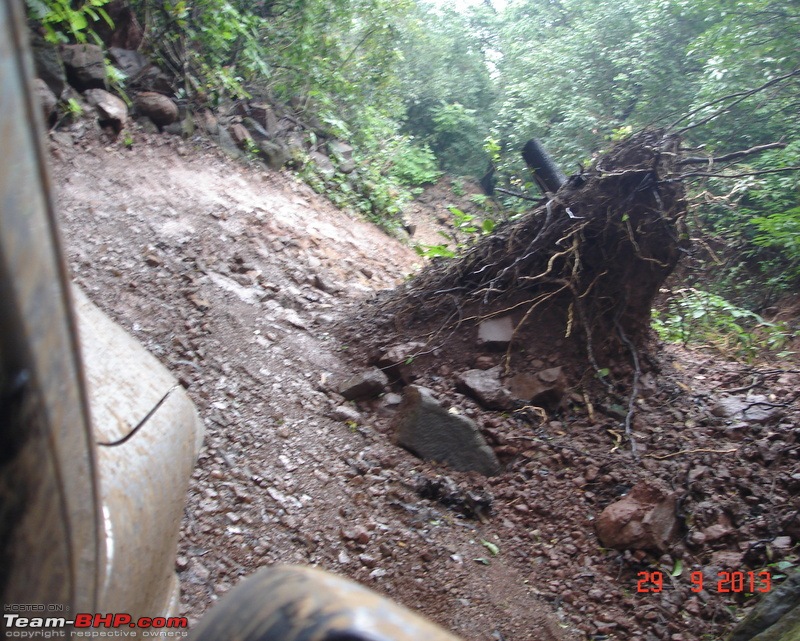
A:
[[636, 570, 772, 594]]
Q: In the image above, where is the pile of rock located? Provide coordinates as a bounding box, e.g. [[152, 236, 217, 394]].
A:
[[30, 32, 356, 178]]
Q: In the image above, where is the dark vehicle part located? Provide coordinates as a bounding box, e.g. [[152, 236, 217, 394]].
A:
[[192, 565, 462, 641]]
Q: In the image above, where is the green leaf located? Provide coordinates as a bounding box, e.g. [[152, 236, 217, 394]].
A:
[[474, 557, 490, 565], [482, 219, 495, 233], [671, 559, 683, 577], [481, 540, 499, 556]]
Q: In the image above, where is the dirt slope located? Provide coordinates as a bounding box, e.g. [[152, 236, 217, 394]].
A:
[[50, 125, 799, 641]]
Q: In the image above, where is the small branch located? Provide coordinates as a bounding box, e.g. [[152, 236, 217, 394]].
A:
[[678, 142, 787, 165]]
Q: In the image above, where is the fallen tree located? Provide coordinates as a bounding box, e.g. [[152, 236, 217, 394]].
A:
[[373, 129, 690, 377]]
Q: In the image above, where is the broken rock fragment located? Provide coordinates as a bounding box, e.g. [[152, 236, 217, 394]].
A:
[[456, 366, 513, 410], [338, 367, 388, 401], [393, 386, 500, 476], [508, 366, 567, 410], [710, 394, 784, 425], [477, 316, 514, 349], [595, 481, 678, 552]]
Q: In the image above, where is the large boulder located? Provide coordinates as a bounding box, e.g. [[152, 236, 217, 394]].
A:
[[60, 43, 106, 91], [133, 92, 179, 128], [595, 480, 679, 553], [393, 386, 500, 476], [31, 35, 66, 98]]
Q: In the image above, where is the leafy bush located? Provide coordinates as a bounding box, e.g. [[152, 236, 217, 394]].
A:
[[27, 0, 112, 44], [652, 288, 795, 361], [390, 140, 441, 187]]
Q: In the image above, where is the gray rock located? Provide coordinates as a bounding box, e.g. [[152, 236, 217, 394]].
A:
[[393, 386, 501, 476], [249, 102, 279, 137], [373, 341, 425, 384], [83, 88, 128, 133], [33, 79, 57, 127], [216, 125, 243, 158], [243, 116, 270, 140], [456, 366, 513, 410], [257, 140, 289, 170], [728, 571, 800, 641], [595, 481, 678, 552], [108, 47, 149, 79], [339, 368, 389, 401], [330, 405, 362, 424], [134, 91, 179, 128], [477, 316, 515, 349], [329, 140, 355, 173], [310, 151, 335, 179], [711, 394, 784, 425], [31, 35, 66, 98], [60, 43, 106, 91]]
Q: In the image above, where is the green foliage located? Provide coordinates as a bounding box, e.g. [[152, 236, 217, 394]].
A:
[[414, 205, 495, 260], [390, 140, 441, 186], [27, 0, 112, 44], [652, 288, 795, 361]]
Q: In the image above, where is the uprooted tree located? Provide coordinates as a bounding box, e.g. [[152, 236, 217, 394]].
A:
[[367, 130, 689, 383]]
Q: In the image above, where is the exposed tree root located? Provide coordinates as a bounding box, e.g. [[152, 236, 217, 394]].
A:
[[372, 129, 690, 369]]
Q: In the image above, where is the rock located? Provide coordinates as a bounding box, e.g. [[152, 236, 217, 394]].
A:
[[197, 109, 219, 135], [710, 395, 784, 425], [309, 151, 335, 179], [330, 405, 362, 424], [341, 525, 371, 545], [339, 368, 388, 401], [243, 116, 270, 140], [257, 140, 289, 170], [83, 88, 128, 133], [508, 366, 567, 410], [129, 65, 173, 94], [373, 341, 425, 384], [249, 102, 279, 136], [456, 366, 513, 410], [595, 481, 679, 552], [477, 316, 515, 349], [728, 571, 800, 641], [59, 43, 106, 91], [474, 355, 496, 370], [33, 79, 57, 127], [31, 35, 66, 98], [393, 386, 501, 476], [328, 140, 355, 173], [108, 47, 149, 79], [133, 91, 179, 127], [228, 123, 253, 149]]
